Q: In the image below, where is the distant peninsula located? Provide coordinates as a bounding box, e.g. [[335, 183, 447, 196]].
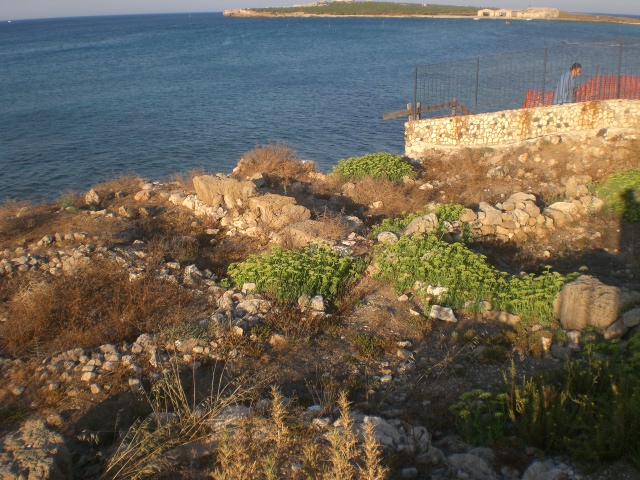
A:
[[223, 2, 640, 24]]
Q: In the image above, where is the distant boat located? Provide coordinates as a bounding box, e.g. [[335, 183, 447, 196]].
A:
[[473, 17, 479, 20]]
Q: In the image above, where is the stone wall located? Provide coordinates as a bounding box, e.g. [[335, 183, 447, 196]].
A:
[[405, 99, 640, 156]]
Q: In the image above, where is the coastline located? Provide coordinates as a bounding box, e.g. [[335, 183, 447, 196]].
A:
[[223, 9, 640, 24]]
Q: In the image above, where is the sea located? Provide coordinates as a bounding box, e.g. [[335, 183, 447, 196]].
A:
[[1, 13, 639, 202]]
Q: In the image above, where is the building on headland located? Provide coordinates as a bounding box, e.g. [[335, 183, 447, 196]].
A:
[[477, 7, 559, 19]]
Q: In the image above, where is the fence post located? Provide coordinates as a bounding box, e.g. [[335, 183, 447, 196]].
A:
[[541, 48, 547, 105], [474, 57, 479, 114], [616, 38, 623, 99], [414, 66, 418, 118]]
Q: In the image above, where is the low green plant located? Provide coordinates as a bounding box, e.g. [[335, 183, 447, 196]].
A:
[[434, 203, 464, 223], [227, 245, 367, 303], [449, 389, 508, 446], [374, 235, 501, 310], [504, 355, 640, 468], [58, 191, 78, 210], [371, 203, 465, 238], [333, 152, 415, 183], [595, 168, 640, 223], [374, 235, 577, 325], [350, 333, 386, 360], [493, 268, 579, 327]]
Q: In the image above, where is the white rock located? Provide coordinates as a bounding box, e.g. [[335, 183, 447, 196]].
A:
[[429, 305, 457, 322]]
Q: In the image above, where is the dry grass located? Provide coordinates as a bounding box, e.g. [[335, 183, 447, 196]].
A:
[[102, 362, 261, 480], [231, 143, 317, 190], [0, 200, 54, 246], [347, 177, 434, 219], [0, 259, 207, 359], [169, 168, 211, 194], [92, 174, 145, 198]]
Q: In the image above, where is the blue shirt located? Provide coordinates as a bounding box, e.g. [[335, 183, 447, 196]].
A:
[[553, 70, 577, 104]]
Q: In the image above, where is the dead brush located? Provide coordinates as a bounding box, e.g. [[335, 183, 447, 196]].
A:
[[102, 361, 262, 480], [0, 258, 206, 359], [168, 167, 209, 193], [91, 173, 145, 198], [230, 143, 316, 191], [347, 177, 433, 219], [0, 199, 52, 246]]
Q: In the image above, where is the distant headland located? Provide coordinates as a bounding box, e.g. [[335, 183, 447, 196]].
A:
[[223, 2, 640, 24]]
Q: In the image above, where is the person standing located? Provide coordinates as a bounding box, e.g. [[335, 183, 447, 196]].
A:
[[553, 63, 582, 104]]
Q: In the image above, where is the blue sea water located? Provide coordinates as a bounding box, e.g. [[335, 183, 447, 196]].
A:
[[1, 13, 639, 202]]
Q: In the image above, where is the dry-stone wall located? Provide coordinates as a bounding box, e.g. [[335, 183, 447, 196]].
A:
[[405, 99, 640, 155]]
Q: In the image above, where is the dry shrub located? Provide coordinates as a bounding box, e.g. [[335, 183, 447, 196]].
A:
[[231, 143, 316, 189], [169, 167, 209, 193], [314, 210, 352, 240], [0, 259, 205, 358], [0, 200, 52, 245], [348, 177, 433, 218], [263, 301, 338, 339], [92, 173, 144, 197]]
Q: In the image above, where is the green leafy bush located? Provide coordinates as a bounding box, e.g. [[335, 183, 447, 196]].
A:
[[450, 389, 508, 446], [227, 246, 366, 303], [333, 152, 415, 182], [435, 203, 464, 223], [374, 235, 576, 324], [374, 235, 502, 310], [493, 268, 579, 327], [595, 168, 640, 223]]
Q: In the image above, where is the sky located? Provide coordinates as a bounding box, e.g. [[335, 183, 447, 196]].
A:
[[0, 0, 637, 21]]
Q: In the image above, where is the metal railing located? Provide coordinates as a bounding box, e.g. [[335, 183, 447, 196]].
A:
[[404, 38, 640, 119]]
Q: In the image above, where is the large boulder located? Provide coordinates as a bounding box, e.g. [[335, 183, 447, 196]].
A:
[[247, 194, 310, 230], [0, 420, 72, 480], [401, 213, 438, 236], [554, 275, 640, 332], [278, 220, 335, 248], [193, 175, 258, 208]]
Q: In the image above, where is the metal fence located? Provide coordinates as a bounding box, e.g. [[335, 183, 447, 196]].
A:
[[412, 38, 640, 119]]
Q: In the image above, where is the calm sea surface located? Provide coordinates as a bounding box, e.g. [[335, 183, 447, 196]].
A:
[[1, 13, 639, 202]]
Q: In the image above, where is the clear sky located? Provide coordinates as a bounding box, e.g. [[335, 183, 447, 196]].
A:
[[1, 0, 637, 21]]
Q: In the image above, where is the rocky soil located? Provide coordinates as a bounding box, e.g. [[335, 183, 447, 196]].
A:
[[0, 130, 639, 480]]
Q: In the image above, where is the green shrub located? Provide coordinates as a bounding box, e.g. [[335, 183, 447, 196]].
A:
[[504, 356, 640, 468], [350, 333, 385, 359], [493, 268, 579, 327], [435, 203, 464, 223], [374, 235, 577, 324], [227, 246, 366, 303], [450, 389, 508, 446], [370, 203, 465, 238], [370, 205, 431, 237], [374, 235, 502, 310], [595, 168, 640, 223], [333, 152, 415, 182]]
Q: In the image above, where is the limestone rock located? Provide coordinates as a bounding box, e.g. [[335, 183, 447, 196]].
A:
[[84, 189, 101, 205], [248, 194, 310, 230], [521, 460, 565, 480], [447, 453, 497, 480], [194, 175, 258, 208], [554, 275, 640, 332], [401, 213, 438, 236], [429, 305, 457, 323], [0, 419, 72, 480], [377, 231, 399, 245], [622, 308, 640, 328], [279, 220, 335, 248]]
